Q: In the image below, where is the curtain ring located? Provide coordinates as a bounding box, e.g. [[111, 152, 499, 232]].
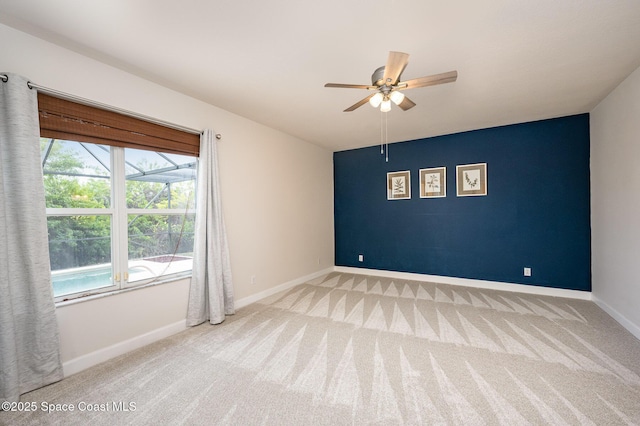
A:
[[0, 74, 8, 83]]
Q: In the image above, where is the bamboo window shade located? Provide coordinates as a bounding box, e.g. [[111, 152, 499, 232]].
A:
[[37, 93, 200, 156]]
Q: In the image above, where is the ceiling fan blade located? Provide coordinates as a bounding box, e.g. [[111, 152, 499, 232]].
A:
[[399, 70, 458, 90], [398, 96, 416, 111], [344, 94, 375, 112], [325, 83, 374, 89], [382, 51, 409, 86]]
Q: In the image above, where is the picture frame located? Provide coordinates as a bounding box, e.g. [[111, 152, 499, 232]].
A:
[[387, 170, 411, 200], [456, 163, 487, 197], [419, 167, 446, 198]]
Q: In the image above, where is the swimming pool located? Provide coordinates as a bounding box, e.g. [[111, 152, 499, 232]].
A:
[[52, 266, 113, 297], [51, 258, 193, 298]]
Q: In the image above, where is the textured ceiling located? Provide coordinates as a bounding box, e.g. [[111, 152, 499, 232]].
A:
[[2, 0, 640, 151]]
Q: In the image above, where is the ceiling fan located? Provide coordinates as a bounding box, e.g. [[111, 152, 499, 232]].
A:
[[325, 51, 458, 112]]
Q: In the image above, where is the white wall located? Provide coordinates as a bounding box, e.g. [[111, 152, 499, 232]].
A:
[[0, 23, 335, 369], [591, 64, 640, 340]]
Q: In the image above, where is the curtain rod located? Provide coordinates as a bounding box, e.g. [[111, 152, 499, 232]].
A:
[[7, 77, 206, 137]]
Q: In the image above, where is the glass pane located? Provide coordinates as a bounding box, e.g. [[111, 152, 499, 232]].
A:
[[47, 215, 113, 297], [125, 148, 196, 209], [40, 139, 111, 208], [127, 214, 195, 282]]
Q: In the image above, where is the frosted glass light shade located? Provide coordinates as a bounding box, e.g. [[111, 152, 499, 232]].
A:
[[390, 91, 405, 105], [380, 99, 391, 112], [369, 92, 383, 108]]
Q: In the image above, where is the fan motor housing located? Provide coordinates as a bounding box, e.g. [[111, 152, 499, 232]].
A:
[[371, 66, 386, 86]]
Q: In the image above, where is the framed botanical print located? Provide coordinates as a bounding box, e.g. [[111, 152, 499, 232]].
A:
[[387, 170, 411, 200], [420, 167, 446, 198], [456, 163, 487, 197]]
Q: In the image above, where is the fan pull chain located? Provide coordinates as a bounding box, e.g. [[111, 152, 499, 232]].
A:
[[385, 112, 389, 162], [379, 110, 390, 162], [380, 110, 384, 154], [380, 110, 390, 161]]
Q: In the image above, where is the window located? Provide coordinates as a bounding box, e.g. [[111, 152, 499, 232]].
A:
[[37, 92, 200, 301], [42, 139, 197, 300]]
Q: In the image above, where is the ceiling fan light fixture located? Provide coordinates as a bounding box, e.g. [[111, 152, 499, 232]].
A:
[[369, 92, 383, 108], [390, 91, 405, 105], [324, 51, 458, 114], [380, 98, 391, 113]]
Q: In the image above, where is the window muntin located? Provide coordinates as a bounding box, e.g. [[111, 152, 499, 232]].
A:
[[42, 139, 196, 300]]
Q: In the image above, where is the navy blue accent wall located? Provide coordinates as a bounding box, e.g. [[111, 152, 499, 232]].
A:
[[334, 114, 591, 291]]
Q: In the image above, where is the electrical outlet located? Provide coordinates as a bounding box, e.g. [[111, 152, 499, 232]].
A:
[[524, 267, 532, 277], [358, 254, 364, 262], [251, 275, 256, 285]]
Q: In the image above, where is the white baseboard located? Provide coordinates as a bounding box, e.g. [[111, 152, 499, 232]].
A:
[[592, 295, 640, 341], [62, 319, 187, 377], [58, 266, 598, 379], [61, 268, 334, 377], [235, 267, 335, 309], [334, 266, 592, 300]]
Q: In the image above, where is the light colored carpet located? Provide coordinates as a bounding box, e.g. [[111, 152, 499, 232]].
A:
[[3, 272, 640, 425]]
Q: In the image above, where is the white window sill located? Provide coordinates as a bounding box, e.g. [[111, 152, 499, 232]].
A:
[[54, 273, 192, 308]]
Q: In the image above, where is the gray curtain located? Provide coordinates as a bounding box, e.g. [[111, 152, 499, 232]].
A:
[[186, 129, 234, 326], [0, 73, 63, 402]]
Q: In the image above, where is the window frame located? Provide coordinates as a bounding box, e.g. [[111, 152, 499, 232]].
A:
[[45, 141, 197, 302], [37, 92, 200, 303]]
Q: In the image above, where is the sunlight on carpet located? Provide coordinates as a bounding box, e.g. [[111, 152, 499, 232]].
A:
[[5, 272, 640, 425]]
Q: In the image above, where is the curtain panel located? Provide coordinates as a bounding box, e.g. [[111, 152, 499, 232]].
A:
[[0, 73, 63, 402], [186, 129, 234, 326]]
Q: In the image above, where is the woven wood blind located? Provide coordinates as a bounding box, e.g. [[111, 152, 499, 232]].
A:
[[38, 93, 200, 156]]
